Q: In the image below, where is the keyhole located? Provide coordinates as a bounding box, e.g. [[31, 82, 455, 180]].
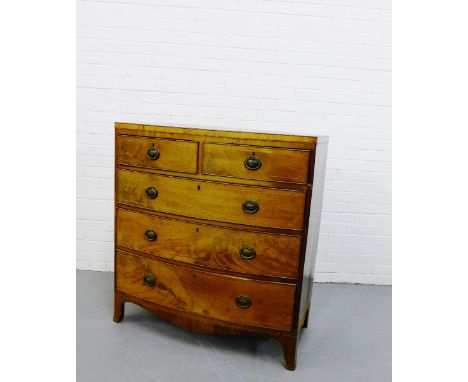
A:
[[196, 228, 199, 233], [197, 185, 200, 190]]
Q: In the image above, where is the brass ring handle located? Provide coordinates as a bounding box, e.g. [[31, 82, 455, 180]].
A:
[[147, 147, 160, 160], [145, 230, 157, 241], [240, 246, 256, 260], [244, 156, 262, 170], [235, 295, 252, 309], [145, 187, 158, 199], [242, 200, 259, 214], [143, 274, 156, 287]]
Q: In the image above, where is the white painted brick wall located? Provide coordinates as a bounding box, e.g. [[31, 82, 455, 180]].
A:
[[77, 0, 392, 285]]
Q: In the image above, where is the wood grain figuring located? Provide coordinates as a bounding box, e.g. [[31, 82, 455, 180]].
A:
[[116, 208, 301, 278], [116, 135, 198, 174], [116, 251, 295, 330], [203, 143, 310, 184], [113, 123, 328, 370], [117, 169, 306, 230]]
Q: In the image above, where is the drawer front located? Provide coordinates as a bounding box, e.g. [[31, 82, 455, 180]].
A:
[[117, 209, 301, 278], [117, 169, 306, 230], [203, 143, 310, 184], [116, 135, 198, 174], [116, 251, 295, 330]]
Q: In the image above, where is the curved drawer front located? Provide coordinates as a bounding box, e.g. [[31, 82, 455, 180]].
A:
[[116, 251, 295, 330], [116, 209, 301, 278], [203, 143, 310, 184], [116, 135, 198, 173], [117, 169, 306, 230]]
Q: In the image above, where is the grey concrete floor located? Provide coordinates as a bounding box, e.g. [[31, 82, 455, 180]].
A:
[[77, 270, 391, 382]]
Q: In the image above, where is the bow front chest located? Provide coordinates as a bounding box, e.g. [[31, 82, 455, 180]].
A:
[[113, 122, 328, 370]]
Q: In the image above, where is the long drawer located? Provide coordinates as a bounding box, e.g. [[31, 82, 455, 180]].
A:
[[116, 250, 295, 330], [116, 169, 306, 230], [116, 209, 301, 278]]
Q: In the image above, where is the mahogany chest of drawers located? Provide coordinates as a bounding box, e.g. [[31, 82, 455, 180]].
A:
[[113, 122, 328, 370]]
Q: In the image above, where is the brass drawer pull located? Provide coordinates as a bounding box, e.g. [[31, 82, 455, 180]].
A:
[[147, 147, 160, 160], [145, 187, 158, 199], [235, 295, 252, 309], [240, 246, 256, 260], [242, 200, 259, 214], [143, 274, 156, 287], [244, 155, 262, 170], [145, 230, 157, 241]]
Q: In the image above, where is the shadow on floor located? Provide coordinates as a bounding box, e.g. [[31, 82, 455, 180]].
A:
[[77, 270, 391, 382]]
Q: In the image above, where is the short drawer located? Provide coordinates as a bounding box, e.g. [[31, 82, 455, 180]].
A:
[[116, 135, 198, 174], [203, 143, 310, 184], [116, 209, 302, 278], [116, 250, 295, 330], [117, 169, 306, 230]]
